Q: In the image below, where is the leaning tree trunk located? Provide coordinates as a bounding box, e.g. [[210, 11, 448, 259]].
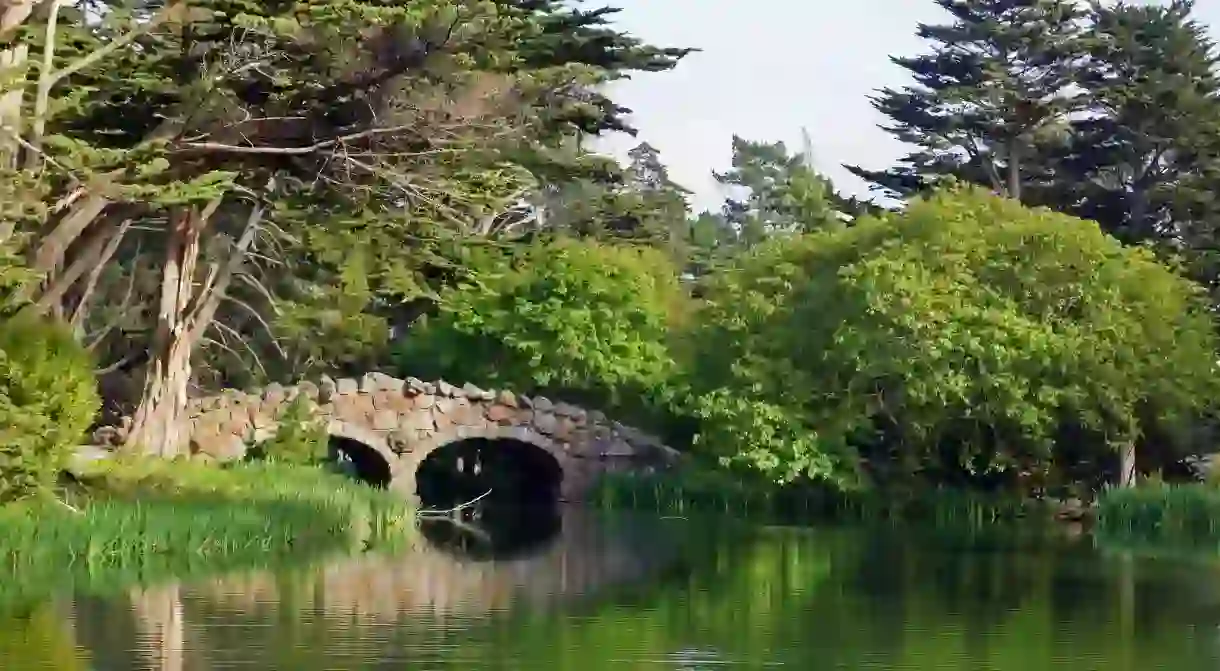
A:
[[124, 193, 266, 456], [125, 206, 210, 457]]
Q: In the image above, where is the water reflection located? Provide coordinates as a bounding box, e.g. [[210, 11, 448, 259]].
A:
[[418, 503, 563, 561], [6, 518, 1220, 670]]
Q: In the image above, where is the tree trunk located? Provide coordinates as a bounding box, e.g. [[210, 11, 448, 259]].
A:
[[1118, 441, 1136, 488], [0, 1, 36, 170], [124, 206, 209, 457], [1006, 139, 1022, 203], [124, 193, 264, 456], [0, 43, 27, 171]]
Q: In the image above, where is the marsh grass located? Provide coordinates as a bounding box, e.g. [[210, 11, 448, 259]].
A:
[[594, 470, 1043, 527], [0, 457, 414, 611], [1096, 483, 1220, 541]]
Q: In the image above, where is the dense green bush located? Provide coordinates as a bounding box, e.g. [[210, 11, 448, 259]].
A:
[[252, 397, 329, 465], [393, 237, 690, 417], [0, 313, 99, 503], [684, 186, 1220, 489]]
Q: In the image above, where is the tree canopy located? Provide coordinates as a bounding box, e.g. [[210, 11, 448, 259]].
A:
[[685, 187, 1220, 488]]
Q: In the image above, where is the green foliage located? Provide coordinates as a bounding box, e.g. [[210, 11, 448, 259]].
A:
[[713, 134, 846, 240], [685, 187, 1220, 489], [1096, 482, 1220, 540], [0, 458, 413, 612], [848, 0, 1087, 201], [594, 469, 1042, 526], [0, 237, 36, 312], [0, 314, 99, 503], [394, 238, 688, 412], [254, 397, 329, 465]]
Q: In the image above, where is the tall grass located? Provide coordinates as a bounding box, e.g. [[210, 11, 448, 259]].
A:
[[1096, 483, 1220, 541], [0, 457, 415, 611], [593, 470, 1044, 527]]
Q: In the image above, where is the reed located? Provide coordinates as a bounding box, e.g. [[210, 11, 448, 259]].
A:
[[593, 471, 1042, 526], [0, 457, 415, 610], [1095, 483, 1220, 540]]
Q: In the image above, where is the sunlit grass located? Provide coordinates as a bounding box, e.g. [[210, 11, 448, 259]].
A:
[[0, 457, 415, 611]]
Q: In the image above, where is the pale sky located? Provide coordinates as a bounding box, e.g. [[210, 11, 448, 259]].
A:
[[594, 0, 1220, 212]]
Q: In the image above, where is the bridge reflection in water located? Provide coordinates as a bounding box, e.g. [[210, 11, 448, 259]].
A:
[[66, 507, 686, 670]]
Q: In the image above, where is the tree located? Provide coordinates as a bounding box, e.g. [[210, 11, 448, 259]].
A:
[[0, 0, 691, 455], [687, 187, 1219, 490], [0, 313, 98, 503], [848, 0, 1087, 203], [391, 237, 688, 418], [1052, 1, 1220, 290], [714, 135, 845, 243]]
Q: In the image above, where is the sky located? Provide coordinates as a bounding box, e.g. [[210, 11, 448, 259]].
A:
[[593, 0, 1220, 213]]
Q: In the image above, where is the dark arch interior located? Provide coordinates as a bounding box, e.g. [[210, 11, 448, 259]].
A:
[[415, 437, 563, 511], [328, 436, 392, 488]]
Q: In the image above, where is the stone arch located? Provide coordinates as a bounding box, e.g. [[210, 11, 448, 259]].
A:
[[401, 424, 571, 505], [324, 420, 400, 488]]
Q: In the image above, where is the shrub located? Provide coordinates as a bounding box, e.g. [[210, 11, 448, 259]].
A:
[[393, 237, 690, 416], [0, 313, 99, 503], [253, 397, 328, 465], [687, 186, 1220, 489]]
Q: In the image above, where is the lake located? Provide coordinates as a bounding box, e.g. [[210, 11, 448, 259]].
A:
[[4, 508, 1220, 670]]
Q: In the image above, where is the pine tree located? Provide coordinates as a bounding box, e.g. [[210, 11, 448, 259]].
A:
[[714, 135, 844, 241], [1055, 0, 1220, 248], [848, 0, 1087, 203]]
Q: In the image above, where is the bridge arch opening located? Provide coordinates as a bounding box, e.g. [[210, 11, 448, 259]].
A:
[[415, 437, 563, 511], [328, 436, 392, 488]]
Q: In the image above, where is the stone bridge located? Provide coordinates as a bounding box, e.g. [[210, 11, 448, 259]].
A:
[[120, 373, 680, 503]]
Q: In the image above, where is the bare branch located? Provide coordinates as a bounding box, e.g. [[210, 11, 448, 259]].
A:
[[177, 124, 418, 155], [71, 218, 132, 328]]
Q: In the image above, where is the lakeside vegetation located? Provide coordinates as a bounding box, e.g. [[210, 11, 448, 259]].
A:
[[0, 458, 413, 612], [2, 0, 1220, 580]]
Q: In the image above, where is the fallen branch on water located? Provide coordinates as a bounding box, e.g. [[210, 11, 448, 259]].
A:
[[416, 489, 492, 517]]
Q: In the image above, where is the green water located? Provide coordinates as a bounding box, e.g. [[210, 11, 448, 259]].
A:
[[3, 510, 1220, 670]]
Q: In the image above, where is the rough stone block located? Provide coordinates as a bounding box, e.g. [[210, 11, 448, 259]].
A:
[[319, 376, 337, 402], [532, 411, 558, 435], [486, 404, 515, 424], [462, 382, 492, 401], [191, 433, 246, 461], [263, 383, 287, 404], [332, 393, 374, 423], [372, 410, 399, 431], [336, 377, 359, 395], [398, 412, 434, 433]]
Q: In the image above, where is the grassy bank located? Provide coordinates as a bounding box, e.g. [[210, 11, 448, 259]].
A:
[[1095, 483, 1220, 541], [0, 458, 414, 610], [593, 470, 1043, 527]]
